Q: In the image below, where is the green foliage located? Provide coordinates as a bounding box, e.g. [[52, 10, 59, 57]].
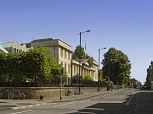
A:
[[82, 75, 93, 81], [73, 45, 85, 59], [0, 53, 7, 81], [0, 47, 67, 87], [108, 81, 114, 86], [101, 79, 106, 82], [102, 47, 131, 85]]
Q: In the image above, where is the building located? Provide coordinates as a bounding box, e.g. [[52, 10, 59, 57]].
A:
[[30, 38, 99, 84], [0, 42, 27, 54], [0, 38, 99, 85], [71, 59, 98, 81], [30, 38, 72, 84]]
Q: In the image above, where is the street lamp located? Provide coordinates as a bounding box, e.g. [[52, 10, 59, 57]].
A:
[[78, 30, 90, 95], [60, 65, 63, 100], [98, 47, 106, 92]]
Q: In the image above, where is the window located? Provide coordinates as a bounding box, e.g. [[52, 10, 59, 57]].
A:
[[65, 63, 67, 71], [14, 48, 16, 53], [65, 50, 67, 59], [61, 62, 63, 66], [68, 64, 71, 74], [74, 66, 76, 75], [68, 52, 70, 60], [61, 49, 63, 58]]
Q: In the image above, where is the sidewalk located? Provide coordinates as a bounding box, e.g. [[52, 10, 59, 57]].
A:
[[0, 89, 119, 111]]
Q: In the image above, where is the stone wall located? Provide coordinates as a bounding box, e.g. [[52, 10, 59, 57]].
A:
[[0, 87, 107, 99]]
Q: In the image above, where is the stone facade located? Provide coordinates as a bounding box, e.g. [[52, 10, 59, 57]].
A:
[[30, 38, 99, 83], [30, 38, 72, 84], [71, 59, 98, 81]]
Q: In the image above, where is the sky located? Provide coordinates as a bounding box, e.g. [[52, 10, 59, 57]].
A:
[[0, 0, 153, 84]]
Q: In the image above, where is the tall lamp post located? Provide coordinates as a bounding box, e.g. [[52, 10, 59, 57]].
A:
[[78, 30, 90, 95], [98, 47, 106, 92]]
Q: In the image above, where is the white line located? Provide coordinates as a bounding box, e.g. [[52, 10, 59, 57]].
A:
[[27, 105, 34, 108], [11, 110, 33, 114], [47, 103, 57, 105], [12, 107, 19, 110], [53, 102, 74, 107], [81, 100, 91, 102], [125, 92, 135, 106], [136, 101, 139, 107], [12, 105, 34, 110], [36, 104, 41, 106]]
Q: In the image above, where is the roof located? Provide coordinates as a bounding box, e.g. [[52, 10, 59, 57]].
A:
[[19, 45, 23, 50], [0, 44, 8, 53], [0, 42, 14, 48], [31, 38, 71, 47], [0, 42, 14, 52], [31, 38, 53, 43]]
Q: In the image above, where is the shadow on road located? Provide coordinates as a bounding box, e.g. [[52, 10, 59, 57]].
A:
[[68, 95, 132, 114], [68, 91, 153, 114]]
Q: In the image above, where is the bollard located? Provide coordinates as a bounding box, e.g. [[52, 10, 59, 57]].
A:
[[40, 95, 43, 100]]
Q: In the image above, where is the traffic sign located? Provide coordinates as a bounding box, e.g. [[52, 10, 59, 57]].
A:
[[76, 75, 82, 80]]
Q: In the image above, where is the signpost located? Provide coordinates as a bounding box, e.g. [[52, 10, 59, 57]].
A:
[[76, 75, 82, 95]]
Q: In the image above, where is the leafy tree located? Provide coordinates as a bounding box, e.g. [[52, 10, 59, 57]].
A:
[[0, 47, 68, 87], [0, 53, 7, 82], [73, 45, 85, 59], [102, 47, 131, 85], [21, 47, 60, 86], [5, 53, 22, 87], [82, 75, 93, 81]]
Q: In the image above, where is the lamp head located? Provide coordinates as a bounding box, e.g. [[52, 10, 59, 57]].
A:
[[86, 30, 90, 32]]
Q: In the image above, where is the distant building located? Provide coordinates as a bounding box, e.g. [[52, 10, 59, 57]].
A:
[[0, 42, 19, 53], [0, 42, 28, 54], [71, 59, 98, 81], [19, 44, 27, 52]]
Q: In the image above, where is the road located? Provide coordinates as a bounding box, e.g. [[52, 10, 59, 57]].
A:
[[1, 89, 153, 114]]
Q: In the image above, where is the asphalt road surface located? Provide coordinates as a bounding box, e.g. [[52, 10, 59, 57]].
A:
[[1, 89, 153, 114]]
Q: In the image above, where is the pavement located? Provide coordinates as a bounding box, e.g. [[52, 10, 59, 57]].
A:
[[0, 89, 120, 111]]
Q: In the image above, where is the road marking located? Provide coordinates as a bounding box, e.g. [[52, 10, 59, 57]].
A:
[[136, 101, 139, 106], [125, 92, 135, 106], [36, 104, 41, 106], [87, 108, 105, 111], [53, 102, 74, 107], [47, 103, 57, 105], [81, 99, 91, 102], [11, 102, 59, 110], [75, 112, 95, 114], [11, 110, 33, 114], [42, 103, 47, 105]]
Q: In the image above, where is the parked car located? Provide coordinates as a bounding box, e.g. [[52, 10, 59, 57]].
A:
[[141, 85, 148, 89]]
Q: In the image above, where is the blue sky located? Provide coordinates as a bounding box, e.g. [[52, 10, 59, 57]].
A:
[[1, 0, 153, 84]]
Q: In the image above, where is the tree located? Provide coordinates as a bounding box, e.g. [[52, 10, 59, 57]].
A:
[[102, 47, 131, 85], [21, 47, 60, 86], [73, 45, 85, 59], [0, 47, 68, 87], [82, 75, 93, 81], [0, 53, 7, 82]]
